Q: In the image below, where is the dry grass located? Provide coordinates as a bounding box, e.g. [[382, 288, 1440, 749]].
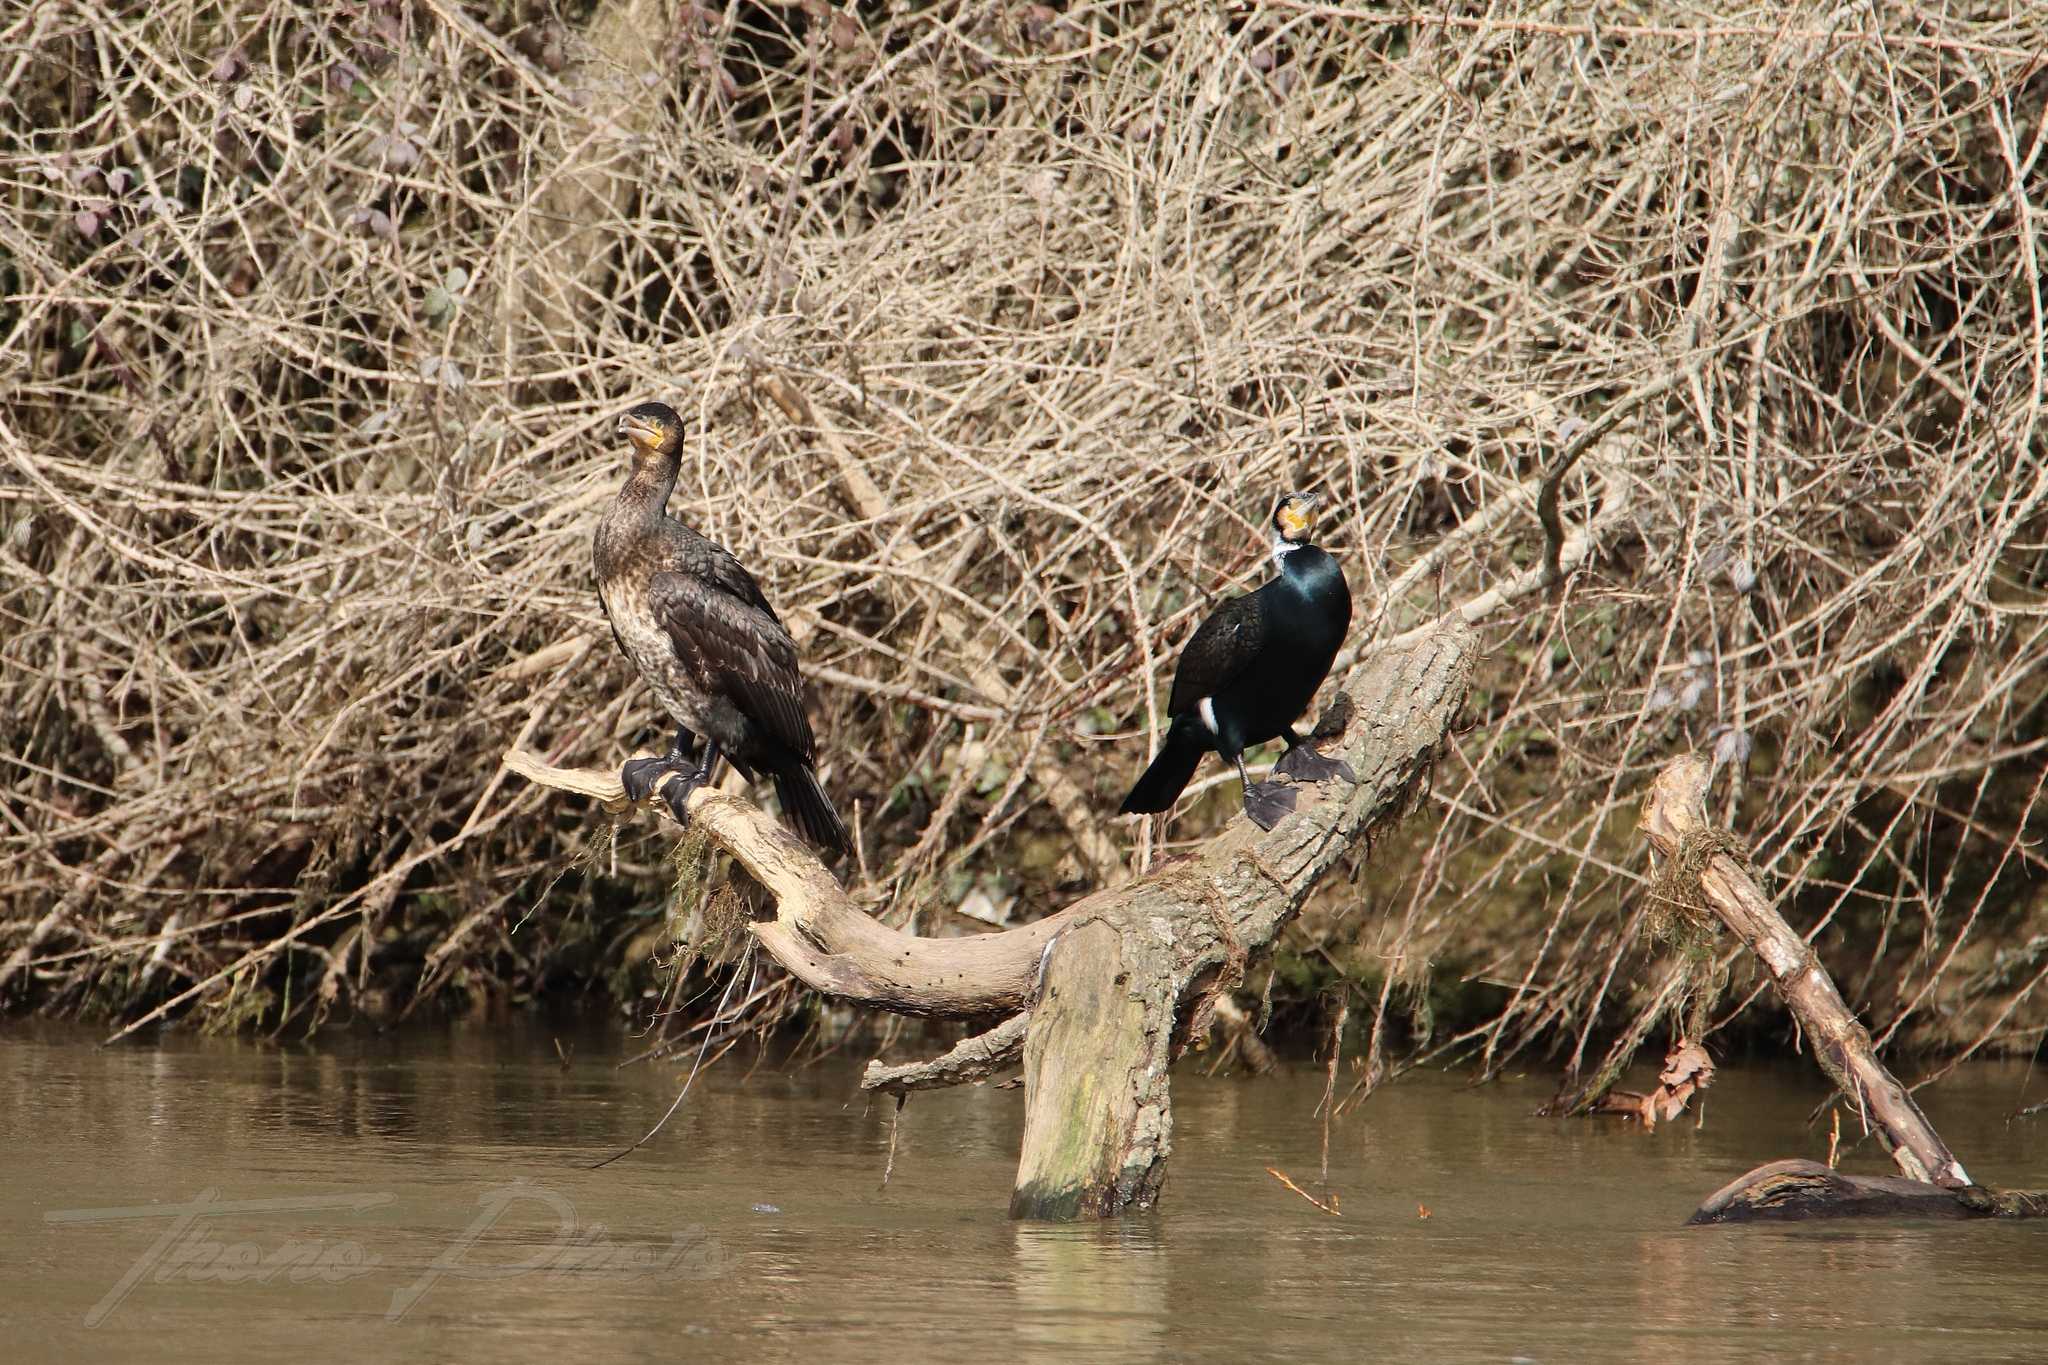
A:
[[3, 2, 2045, 1072]]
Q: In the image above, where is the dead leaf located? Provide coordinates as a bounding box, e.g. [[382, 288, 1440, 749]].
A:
[[1660, 1040, 1715, 1089]]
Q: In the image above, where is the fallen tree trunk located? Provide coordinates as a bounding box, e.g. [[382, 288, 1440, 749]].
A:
[[507, 624, 1473, 1217], [1639, 756, 2047, 1222], [1690, 1159, 2048, 1224]]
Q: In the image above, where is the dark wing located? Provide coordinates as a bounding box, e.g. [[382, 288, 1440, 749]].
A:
[[1165, 590, 1266, 716], [695, 542, 787, 629], [648, 569, 816, 762]]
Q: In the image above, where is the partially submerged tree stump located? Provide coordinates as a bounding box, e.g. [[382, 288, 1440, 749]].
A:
[[507, 625, 1473, 1218], [1010, 918, 1173, 1219], [1640, 756, 2046, 1222]]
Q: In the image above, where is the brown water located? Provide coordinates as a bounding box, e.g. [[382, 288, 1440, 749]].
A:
[[5, 1020, 2045, 1363]]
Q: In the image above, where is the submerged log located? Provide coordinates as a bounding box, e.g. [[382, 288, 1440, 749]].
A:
[[509, 625, 1472, 1218], [1690, 1160, 2048, 1224]]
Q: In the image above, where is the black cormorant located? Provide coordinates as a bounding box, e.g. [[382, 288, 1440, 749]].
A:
[[593, 401, 850, 853], [1118, 491, 1355, 830]]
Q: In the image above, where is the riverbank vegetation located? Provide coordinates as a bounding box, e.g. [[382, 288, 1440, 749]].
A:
[[4, 2, 2044, 1090]]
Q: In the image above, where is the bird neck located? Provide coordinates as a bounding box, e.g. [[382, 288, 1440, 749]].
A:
[[618, 453, 679, 523], [1274, 540, 1341, 594], [1272, 534, 1309, 570]]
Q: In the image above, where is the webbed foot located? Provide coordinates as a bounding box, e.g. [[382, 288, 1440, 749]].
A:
[[621, 755, 687, 804], [1242, 780, 1298, 831], [1275, 743, 1356, 786]]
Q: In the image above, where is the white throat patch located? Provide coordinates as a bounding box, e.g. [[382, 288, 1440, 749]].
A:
[[1272, 534, 1301, 567]]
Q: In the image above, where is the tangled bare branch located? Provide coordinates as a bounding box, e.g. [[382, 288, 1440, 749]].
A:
[[1, 2, 2042, 1069]]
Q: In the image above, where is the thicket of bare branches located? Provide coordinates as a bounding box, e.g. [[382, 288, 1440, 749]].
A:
[[4, 2, 2044, 1072]]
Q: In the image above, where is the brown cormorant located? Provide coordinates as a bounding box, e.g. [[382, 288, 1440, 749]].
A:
[[1118, 491, 1355, 830], [593, 401, 850, 853]]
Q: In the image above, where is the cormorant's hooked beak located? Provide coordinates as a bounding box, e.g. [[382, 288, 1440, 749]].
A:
[[1290, 490, 1323, 511], [618, 412, 663, 451]]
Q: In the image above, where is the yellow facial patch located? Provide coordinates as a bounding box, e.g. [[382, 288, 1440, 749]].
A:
[[1278, 500, 1313, 539], [622, 419, 667, 453]]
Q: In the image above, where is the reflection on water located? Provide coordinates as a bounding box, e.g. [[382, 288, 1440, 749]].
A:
[[1013, 1221, 1166, 1360], [5, 1018, 2045, 1363]]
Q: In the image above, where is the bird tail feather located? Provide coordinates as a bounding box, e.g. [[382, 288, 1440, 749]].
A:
[[1118, 718, 1209, 816], [774, 765, 851, 855]]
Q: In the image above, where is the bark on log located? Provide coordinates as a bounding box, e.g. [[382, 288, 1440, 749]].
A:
[[508, 624, 1473, 1217], [861, 1014, 1026, 1095], [1696, 1162, 1937, 1223], [1010, 919, 1174, 1219], [1689, 1159, 2048, 1224]]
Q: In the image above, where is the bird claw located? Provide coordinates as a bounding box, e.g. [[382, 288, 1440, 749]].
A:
[[1242, 780, 1298, 831], [1275, 744, 1355, 786], [658, 769, 711, 824], [620, 755, 684, 804]]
